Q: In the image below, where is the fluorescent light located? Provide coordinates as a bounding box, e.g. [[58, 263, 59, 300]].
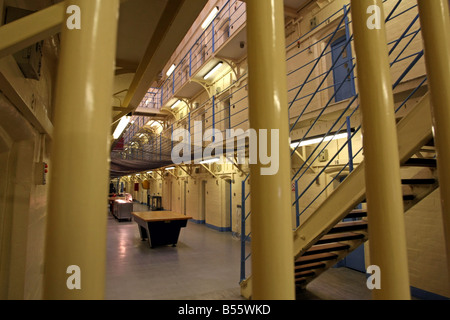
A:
[[171, 100, 182, 109], [147, 171, 153, 174], [165, 167, 175, 170], [113, 116, 130, 139], [290, 133, 348, 149], [203, 62, 223, 80], [200, 158, 220, 164], [202, 7, 219, 29], [166, 64, 176, 77]]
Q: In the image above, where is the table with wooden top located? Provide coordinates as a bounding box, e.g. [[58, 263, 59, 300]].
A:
[[132, 211, 192, 248]]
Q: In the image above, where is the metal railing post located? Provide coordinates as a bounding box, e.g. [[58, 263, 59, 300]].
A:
[[212, 20, 215, 53], [212, 95, 216, 142], [295, 180, 300, 228], [346, 116, 354, 173]]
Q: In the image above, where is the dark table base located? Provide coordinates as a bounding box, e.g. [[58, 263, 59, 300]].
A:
[[135, 218, 188, 248]]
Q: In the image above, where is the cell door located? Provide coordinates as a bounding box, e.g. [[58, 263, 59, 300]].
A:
[[331, 36, 355, 102]]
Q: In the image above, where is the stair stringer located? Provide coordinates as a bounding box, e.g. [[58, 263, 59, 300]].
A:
[[240, 92, 433, 299]]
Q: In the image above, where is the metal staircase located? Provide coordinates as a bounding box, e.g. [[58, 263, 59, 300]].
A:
[[241, 92, 436, 299]]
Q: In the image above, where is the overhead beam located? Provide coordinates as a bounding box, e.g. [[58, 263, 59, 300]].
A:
[[200, 164, 218, 179], [0, 2, 64, 59], [0, 58, 53, 137], [284, 5, 298, 18]]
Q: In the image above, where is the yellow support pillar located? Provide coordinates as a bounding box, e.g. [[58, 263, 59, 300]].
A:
[[246, 0, 295, 300], [417, 0, 450, 278], [43, 0, 119, 300], [351, 0, 410, 299]]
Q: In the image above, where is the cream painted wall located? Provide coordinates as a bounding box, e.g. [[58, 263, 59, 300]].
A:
[[0, 0, 58, 299], [405, 190, 450, 298], [0, 95, 50, 300]]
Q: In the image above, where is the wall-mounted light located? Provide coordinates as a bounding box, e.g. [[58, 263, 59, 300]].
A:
[[290, 132, 349, 149], [113, 115, 131, 139], [165, 167, 175, 170], [204, 62, 223, 80], [171, 100, 182, 109], [200, 158, 220, 164], [202, 6, 219, 29], [166, 64, 176, 77]]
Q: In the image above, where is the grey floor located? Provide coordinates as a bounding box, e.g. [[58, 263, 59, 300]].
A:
[[105, 203, 372, 300]]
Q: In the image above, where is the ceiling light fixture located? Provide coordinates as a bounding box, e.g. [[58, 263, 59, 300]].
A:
[[202, 6, 219, 29], [290, 132, 349, 149], [113, 115, 131, 140], [166, 64, 176, 77], [200, 158, 220, 164], [203, 62, 223, 80], [171, 100, 182, 109]]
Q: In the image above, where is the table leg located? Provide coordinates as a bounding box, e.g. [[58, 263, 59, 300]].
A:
[[138, 225, 148, 241]]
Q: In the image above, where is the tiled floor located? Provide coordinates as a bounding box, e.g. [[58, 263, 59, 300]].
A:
[[105, 203, 247, 300], [104, 203, 372, 300]]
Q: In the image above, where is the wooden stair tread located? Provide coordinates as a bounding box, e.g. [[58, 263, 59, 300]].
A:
[[403, 194, 415, 201], [303, 243, 350, 256], [295, 270, 315, 278], [345, 209, 367, 219], [294, 262, 327, 272], [317, 232, 365, 245], [401, 178, 436, 185], [362, 194, 415, 203], [295, 252, 338, 265], [295, 277, 312, 284], [327, 220, 368, 234], [403, 158, 437, 167]]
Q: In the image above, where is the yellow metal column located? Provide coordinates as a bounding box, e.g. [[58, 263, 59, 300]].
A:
[[351, 0, 410, 299], [43, 0, 119, 299], [417, 0, 450, 278], [246, 0, 295, 300]]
